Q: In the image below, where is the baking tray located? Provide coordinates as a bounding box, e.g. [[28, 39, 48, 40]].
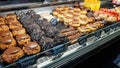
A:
[[0, 1, 118, 68]]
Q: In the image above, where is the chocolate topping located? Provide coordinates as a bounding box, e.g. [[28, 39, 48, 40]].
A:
[[0, 30, 10, 37], [5, 47, 21, 55], [16, 34, 29, 41], [0, 36, 12, 44], [25, 42, 38, 49]]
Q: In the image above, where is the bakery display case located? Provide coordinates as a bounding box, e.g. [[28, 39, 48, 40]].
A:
[[0, 0, 120, 68]]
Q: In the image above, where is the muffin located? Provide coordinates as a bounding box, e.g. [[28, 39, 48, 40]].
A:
[[12, 27, 26, 36], [2, 47, 24, 63], [23, 42, 41, 55]]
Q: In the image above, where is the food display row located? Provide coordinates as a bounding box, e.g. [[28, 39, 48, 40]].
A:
[[0, 2, 120, 68]]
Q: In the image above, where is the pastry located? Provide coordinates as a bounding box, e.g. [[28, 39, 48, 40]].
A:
[[63, 6, 70, 10], [6, 13, 17, 18], [2, 47, 24, 63], [87, 23, 98, 31], [68, 32, 81, 40], [61, 28, 75, 33], [5, 17, 17, 25], [12, 27, 26, 36], [0, 37, 16, 50], [0, 30, 16, 50], [94, 21, 104, 28], [15, 34, 31, 47], [9, 21, 22, 30], [0, 24, 9, 31], [62, 30, 79, 36], [23, 42, 41, 55], [78, 25, 91, 33], [0, 16, 5, 24]]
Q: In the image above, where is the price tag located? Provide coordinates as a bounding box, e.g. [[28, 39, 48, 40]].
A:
[[50, 18, 58, 25], [87, 35, 97, 45], [100, 30, 106, 38], [79, 36, 87, 46], [95, 30, 101, 38]]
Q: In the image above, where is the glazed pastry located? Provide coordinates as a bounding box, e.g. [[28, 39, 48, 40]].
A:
[[79, 19, 88, 25], [69, 20, 80, 27], [12, 27, 26, 36], [0, 37, 16, 50], [63, 6, 70, 10], [0, 24, 9, 31], [6, 13, 17, 18], [94, 21, 104, 28], [0, 30, 16, 50], [78, 25, 91, 33], [9, 21, 22, 30], [68, 32, 81, 40], [80, 10, 87, 15], [87, 23, 98, 31], [2, 47, 24, 63], [15, 34, 31, 47], [0, 30, 13, 37], [5, 17, 17, 25], [23, 42, 41, 55], [0, 16, 5, 24], [62, 30, 79, 36], [61, 28, 75, 33]]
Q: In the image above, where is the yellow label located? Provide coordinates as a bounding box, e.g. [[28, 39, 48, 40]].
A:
[[84, 0, 101, 10]]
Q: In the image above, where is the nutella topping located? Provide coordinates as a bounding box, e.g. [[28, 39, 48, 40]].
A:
[[5, 47, 21, 55], [25, 42, 38, 49], [0, 36, 12, 44], [16, 34, 29, 41], [0, 30, 10, 36]]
